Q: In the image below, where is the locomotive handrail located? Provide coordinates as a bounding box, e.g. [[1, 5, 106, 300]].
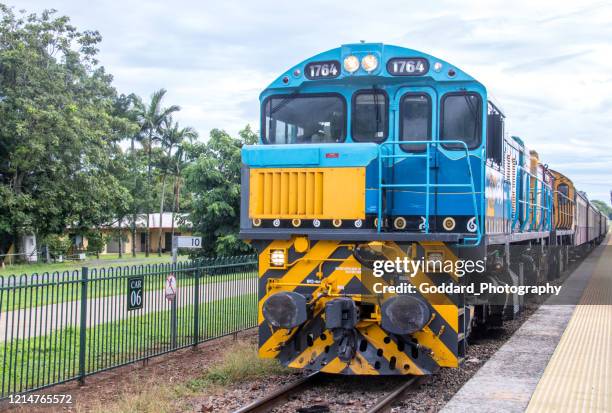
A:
[[554, 190, 574, 204], [554, 190, 575, 230], [512, 165, 553, 232], [376, 139, 482, 246]]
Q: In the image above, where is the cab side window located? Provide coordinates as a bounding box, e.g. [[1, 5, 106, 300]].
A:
[[486, 101, 504, 164]]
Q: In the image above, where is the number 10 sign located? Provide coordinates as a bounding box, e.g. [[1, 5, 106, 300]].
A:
[[174, 236, 202, 249]]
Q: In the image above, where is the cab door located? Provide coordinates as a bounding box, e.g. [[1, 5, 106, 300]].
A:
[[388, 86, 438, 230]]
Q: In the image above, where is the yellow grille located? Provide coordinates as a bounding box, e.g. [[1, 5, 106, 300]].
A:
[[249, 167, 365, 220]]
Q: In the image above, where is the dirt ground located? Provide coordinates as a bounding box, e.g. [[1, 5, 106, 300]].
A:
[[0, 331, 260, 413]]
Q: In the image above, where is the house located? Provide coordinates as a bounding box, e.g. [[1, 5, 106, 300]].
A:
[[76, 213, 193, 254]]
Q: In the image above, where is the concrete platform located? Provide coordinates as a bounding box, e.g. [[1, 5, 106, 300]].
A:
[[526, 236, 611, 413], [441, 237, 610, 413]]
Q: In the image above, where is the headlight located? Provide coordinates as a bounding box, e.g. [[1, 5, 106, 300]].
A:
[[270, 249, 286, 267], [361, 54, 378, 72], [381, 295, 431, 335], [343, 55, 359, 73], [263, 292, 307, 329]]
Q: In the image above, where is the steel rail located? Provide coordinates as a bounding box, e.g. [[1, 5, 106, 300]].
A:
[[232, 372, 321, 413], [366, 376, 421, 413]]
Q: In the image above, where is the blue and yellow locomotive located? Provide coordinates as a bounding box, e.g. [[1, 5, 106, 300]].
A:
[[239, 43, 608, 375]]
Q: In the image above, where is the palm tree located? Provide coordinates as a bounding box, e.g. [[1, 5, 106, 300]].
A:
[[167, 139, 192, 241], [135, 89, 180, 256], [156, 118, 197, 255], [121, 93, 144, 258]]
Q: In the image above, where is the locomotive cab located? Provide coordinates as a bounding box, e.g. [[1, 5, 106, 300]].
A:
[[240, 42, 487, 242]]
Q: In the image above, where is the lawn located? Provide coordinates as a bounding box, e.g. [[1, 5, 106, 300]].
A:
[[0, 252, 189, 277], [0, 292, 258, 398]]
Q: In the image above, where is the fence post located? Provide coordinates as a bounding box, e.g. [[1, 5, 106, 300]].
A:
[[171, 245, 178, 349], [193, 265, 200, 347], [78, 266, 88, 385]]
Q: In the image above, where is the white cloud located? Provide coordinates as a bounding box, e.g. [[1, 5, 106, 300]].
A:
[[12, 0, 612, 203]]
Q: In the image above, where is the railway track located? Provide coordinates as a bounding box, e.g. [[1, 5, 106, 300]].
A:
[[232, 373, 422, 413], [233, 372, 321, 413], [366, 376, 422, 413]]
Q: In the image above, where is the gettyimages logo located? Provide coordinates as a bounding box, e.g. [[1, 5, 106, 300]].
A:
[[364, 256, 564, 302], [371, 256, 486, 278]]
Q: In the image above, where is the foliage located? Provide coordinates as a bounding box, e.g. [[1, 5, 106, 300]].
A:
[[185, 126, 257, 256], [591, 200, 612, 219], [133, 89, 180, 255], [0, 3, 258, 262], [85, 230, 108, 256], [0, 5, 132, 257], [154, 116, 198, 254], [42, 234, 72, 258], [134, 89, 180, 150]]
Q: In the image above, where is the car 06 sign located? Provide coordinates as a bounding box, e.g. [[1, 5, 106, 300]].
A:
[[127, 276, 144, 311]]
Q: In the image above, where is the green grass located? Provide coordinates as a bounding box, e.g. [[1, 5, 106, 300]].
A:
[[186, 340, 289, 390], [0, 253, 188, 277], [1, 262, 256, 310], [0, 293, 258, 397]]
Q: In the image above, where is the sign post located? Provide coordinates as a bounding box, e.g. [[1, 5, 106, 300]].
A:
[[168, 236, 202, 348]]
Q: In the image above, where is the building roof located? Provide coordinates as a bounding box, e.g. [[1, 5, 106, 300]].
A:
[[103, 213, 192, 229]]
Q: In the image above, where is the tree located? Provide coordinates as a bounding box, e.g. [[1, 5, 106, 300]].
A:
[[134, 89, 179, 256], [42, 234, 72, 260], [592, 200, 612, 219], [114, 93, 143, 257], [169, 139, 196, 240], [184, 125, 256, 256], [105, 145, 135, 258], [85, 230, 108, 259], [155, 118, 197, 255], [0, 5, 132, 261]]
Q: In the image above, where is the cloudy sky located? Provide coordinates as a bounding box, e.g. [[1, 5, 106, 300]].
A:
[[14, 0, 612, 203]]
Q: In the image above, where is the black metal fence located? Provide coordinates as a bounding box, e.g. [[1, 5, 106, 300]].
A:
[[0, 255, 258, 398]]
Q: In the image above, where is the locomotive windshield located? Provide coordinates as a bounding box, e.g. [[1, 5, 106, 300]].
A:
[[441, 93, 482, 149], [262, 94, 345, 144], [352, 90, 388, 142], [400, 93, 431, 151]]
